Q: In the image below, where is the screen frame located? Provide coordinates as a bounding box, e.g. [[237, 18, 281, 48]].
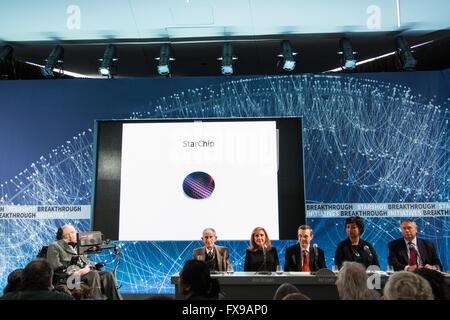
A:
[[92, 117, 305, 240]]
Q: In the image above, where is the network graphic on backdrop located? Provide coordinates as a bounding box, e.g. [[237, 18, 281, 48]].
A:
[[0, 74, 449, 293]]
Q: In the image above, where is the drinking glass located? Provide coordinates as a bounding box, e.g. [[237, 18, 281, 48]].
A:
[[276, 264, 283, 275], [387, 265, 394, 274]]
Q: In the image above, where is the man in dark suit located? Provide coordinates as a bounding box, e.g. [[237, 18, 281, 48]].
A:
[[284, 225, 326, 272], [192, 227, 231, 272], [388, 219, 443, 272]]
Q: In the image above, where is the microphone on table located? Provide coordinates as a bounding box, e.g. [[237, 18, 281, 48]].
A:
[[313, 243, 319, 270], [256, 245, 271, 275], [262, 245, 267, 271], [364, 245, 373, 264]]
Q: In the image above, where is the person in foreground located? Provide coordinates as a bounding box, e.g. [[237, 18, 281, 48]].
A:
[[388, 219, 442, 272], [0, 259, 73, 300], [46, 224, 121, 300], [383, 271, 434, 300], [192, 227, 231, 272], [273, 282, 300, 300], [334, 216, 380, 269], [179, 260, 221, 300], [284, 225, 326, 272], [335, 261, 379, 300], [244, 227, 279, 272], [3, 268, 23, 294], [415, 268, 448, 300]]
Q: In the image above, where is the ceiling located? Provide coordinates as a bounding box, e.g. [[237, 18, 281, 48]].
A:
[[0, 0, 449, 79], [1, 30, 449, 79]]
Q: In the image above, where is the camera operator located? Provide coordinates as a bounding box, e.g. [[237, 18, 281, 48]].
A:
[[46, 224, 121, 300]]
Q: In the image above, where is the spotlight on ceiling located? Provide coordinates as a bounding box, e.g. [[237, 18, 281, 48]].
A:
[[0, 45, 14, 64], [218, 43, 237, 75], [155, 44, 174, 76], [395, 36, 417, 71], [41, 45, 64, 78], [98, 44, 118, 78], [278, 40, 297, 71], [338, 37, 357, 70]]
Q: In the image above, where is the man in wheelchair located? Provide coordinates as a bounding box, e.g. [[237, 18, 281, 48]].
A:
[[46, 224, 121, 300]]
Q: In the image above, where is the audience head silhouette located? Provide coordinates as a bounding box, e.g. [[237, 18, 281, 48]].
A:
[[383, 271, 433, 300], [335, 261, 377, 300], [273, 282, 300, 300], [179, 259, 220, 300], [414, 268, 447, 300], [3, 268, 24, 294], [282, 292, 311, 300], [22, 259, 53, 291]]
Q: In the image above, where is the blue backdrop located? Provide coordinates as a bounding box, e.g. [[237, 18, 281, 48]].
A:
[[1, 71, 449, 294]]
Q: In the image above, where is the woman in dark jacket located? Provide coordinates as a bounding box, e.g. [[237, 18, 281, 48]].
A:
[[244, 226, 279, 272], [334, 216, 379, 269]]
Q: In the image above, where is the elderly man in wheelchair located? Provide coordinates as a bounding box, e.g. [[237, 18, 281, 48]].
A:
[[45, 224, 121, 300]]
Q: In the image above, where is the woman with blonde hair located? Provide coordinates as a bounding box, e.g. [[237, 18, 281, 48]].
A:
[[244, 227, 279, 272]]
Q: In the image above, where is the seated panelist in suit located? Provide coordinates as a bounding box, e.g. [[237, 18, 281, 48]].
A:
[[192, 228, 231, 272], [335, 216, 380, 269], [284, 225, 326, 272], [388, 219, 442, 272], [244, 227, 279, 272], [46, 224, 121, 300]]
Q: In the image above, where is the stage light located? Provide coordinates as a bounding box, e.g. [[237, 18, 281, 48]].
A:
[[0, 45, 14, 64], [41, 45, 64, 78], [155, 44, 174, 76], [395, 36, 417, 71], [278, 40, 297, 71], [98, 44, 118, 78], [218, 43, 237, 75], [338, 38, 357, 70]]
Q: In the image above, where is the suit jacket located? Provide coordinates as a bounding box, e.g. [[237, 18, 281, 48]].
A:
[[192, 245, 231, 272], [46, 239, 89, 272], [388, 238, 443, 271], [284, 243, 326, 272], [47, 239, 121, 300], [334, 238, 380, 269], [244, 247, 279, 272]]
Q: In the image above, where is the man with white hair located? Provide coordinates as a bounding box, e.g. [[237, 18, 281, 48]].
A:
[[192, 227, 231, 272], [388, 219, 442, 272]]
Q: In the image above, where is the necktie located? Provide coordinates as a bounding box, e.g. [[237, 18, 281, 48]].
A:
[[408, 242, 417, 266], [302, 250, 310, 272], [208, 250, 214, 258]]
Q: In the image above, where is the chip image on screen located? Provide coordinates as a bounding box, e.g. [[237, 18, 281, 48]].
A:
[[182, 171, 215, 199]]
